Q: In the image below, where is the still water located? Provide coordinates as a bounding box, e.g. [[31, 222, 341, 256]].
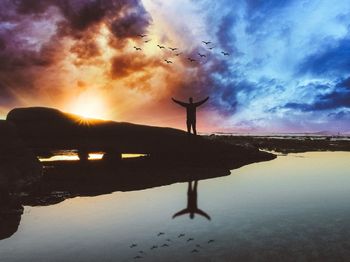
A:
[[1, 152, 350, 261]]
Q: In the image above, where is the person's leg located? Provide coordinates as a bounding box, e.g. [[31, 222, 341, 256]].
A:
[[192, 121, 197, 135], [186, 120, 191, 134]]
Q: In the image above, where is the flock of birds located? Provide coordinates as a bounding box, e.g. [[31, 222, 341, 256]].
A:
[[133, 33, 230, 66], [129, 232, 216, 260]]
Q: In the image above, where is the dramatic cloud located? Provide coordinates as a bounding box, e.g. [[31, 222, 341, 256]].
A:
[[0, 0, 350, 132]]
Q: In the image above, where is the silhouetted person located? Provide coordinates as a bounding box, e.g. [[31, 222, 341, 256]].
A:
[[172, 97, 209, 135], [172, 181, 211, 220]]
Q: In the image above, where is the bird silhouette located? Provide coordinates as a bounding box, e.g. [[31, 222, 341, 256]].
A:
[[169, 47, 178, 51], [134, 255, 143, 259], [161, 244, 169, 247], [137, 34, 147, 38], [133, 46, 142, 51], [144, 39, 152, 43], [198, 53, 206, 58], [164, 59, 173, 64], [178, 234, 185, 238], [130, 244, 138, 248], [208, 46, 215, 50], [187, 238, 194, 242], [202, 41, 212, 45], [175, 52, 182, 56], [157, 44, 166, 49], [157, 232, 165, 236], [139, 251, 145, 254], [208, 239, 215, 243], [191, 249, 199, 253], [166, 239, 172, 242], [150, 245, 158, 250], [187, 58, 196, 62], [221, 51, 229, 56]]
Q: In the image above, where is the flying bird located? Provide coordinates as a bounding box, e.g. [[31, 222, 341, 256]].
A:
[[208, 239, 215, 243], [157, 232, 165, 236], [191, 249, 199, 253], [157, 44, 166, 49], [221, 51, 230, 56], [187, 238, 194, 242], [139, 251, 145, 254], [161, 244, 169, 247], [130, 244, 138, 248], [198, 53, 206, 58], [134, 46, 142, 51], [175, 52, 182, 56], [150, 245, 158, 250], [187, 58, 196, 62], [164, 59, 173, 64], [202, 41, 212, 45], [169, 47, 178, 51], [166, 239, 172, 242], [208, 46, 215, 50], [144, 39, 152, 43], [137, 34, 147, 38], [178, 233, 185, 238]]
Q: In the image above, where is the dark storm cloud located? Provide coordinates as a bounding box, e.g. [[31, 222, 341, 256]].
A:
[[282, 77, 350, 112], [298, 38, 350, 76], [0, 0, 152, 96]]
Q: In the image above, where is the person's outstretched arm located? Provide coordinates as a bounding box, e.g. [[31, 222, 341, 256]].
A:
[[172, 97, 188, 107], [194, 97, 209, 107]]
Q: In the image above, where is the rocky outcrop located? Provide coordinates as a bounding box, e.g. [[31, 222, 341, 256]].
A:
[[0, 120, 42, 240], [6, 107, 275, 167]]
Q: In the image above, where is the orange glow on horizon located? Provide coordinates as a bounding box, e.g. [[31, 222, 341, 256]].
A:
[[66, 91, 111, 120]]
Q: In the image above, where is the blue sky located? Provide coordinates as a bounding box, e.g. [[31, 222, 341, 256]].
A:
[[143, 0, 350, 132]]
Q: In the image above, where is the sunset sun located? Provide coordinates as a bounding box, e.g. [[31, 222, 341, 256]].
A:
[[68, 92, 109, 120]]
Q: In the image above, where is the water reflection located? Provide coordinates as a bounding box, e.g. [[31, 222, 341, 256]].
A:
[[173, 181, 211, 220], [0, 158, 228, 240]]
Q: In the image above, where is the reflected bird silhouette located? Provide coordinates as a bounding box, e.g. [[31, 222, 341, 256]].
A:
[[169, 47, 178, 51], [175, 52, 182, 56], [137, 34, 147, 38], [202, 41, 212, 45], [164, 59, 173, 64], [221, 51, 230, 56], [133, 46, 142, 51], [157, 44, 166, 49], [173, 181, 211, 220], [198, 53, 206, 58], [187, 58, 196, 62], [144, 39, 152, 43]]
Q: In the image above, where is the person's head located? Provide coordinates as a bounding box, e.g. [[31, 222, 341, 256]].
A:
[[189, 97, 193, 103]]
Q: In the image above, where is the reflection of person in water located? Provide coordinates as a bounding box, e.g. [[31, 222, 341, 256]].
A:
[[172, 180, 211, 220], [172, 97, 209, 135]]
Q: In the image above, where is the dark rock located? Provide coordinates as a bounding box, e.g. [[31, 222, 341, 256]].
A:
[[0, 120, 42, 193], [6, 107, 275, 168], [0, 120, 42, 240]]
